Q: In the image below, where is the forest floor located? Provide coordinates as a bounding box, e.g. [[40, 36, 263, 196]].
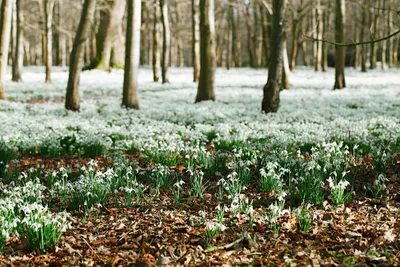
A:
[[0, 67, 399, 266]]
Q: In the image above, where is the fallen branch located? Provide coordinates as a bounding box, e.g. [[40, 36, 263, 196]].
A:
[[303, 29, 400, 47], [205, 236, 246, 253]]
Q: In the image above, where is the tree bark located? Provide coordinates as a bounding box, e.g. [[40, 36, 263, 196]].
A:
[[282, 37, 290, 89], [261, 0, 287, 113], [12, 0, 22, 82], [290, 11, 299, 71], [44, 0, 55, 83], [313, 0, 322, 71], [387, 0, 393, 68], [244, 1, 256, 68], [91, 0, 125, 70], [334, 0, 346, 89], [160, 0, 170, 83], [0, 0, 12, 99], [195, 0, 216, 102], [122, 0, 141, 109], [321, 7, 328, 72], [153, 0, 161, 82], [260, 2, 269, 67], [57, 0, 67, 66], [360, 0, 367, 72], [369, 2, 380, 69], [192, 0, 200, 82], [65, 0, 97, 111]]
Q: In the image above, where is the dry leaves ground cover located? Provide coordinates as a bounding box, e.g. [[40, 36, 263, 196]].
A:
[[0, 152, 399, 267]]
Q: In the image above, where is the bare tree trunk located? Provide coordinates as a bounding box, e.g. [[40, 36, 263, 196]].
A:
[[245, 2, 256, 68], [369, 2, 380, 69], [65, 0, 97, 111], [44, 0, 55, 83], [23, 40, 30, 66], [195, 0, 216, 102], [57, 0, 66, 66], [334, 0, 346, 90], [160, 0, 170, 83], [153, 0, 161, 82], [110, 0, 126, 68], [354, 9, 359, 69], [313, 0, 322, 71], [360, 0, 367, 72], [387, 0, 393, 68], [393, 37, 399, 66], [262, 0, 287, 113], [290, 11, 299, 71], [260, 3, 269, 67], [321, 8, 328, 72], [12, 0, 22, 82], [122, 0, 141, 109], [226, 5, 232, 70], [92, 0, 125, 70], [192, 0, 200, 82], [174, 1, 184, 67], [0, 0, 12, 99], [253, 3, 262, 68], [282, 37, 290, 89]]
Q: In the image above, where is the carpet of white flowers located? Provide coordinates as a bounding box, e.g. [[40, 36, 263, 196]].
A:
[[0, 66, 399, 265]]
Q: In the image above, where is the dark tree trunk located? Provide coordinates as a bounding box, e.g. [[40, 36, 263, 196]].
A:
[[261, 0, 287, 113], [334, 0, 346, 89], [260, 3, 269, 67], [65, 0, 97, 111], [360, 0, 367, 72], [12, 0, 23, 82], [195, 0, 216, 103], [160, 0, 170, 83], [122, 0, 141, 109]]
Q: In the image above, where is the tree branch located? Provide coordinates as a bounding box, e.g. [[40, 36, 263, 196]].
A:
[[303, 29, 400, 47]]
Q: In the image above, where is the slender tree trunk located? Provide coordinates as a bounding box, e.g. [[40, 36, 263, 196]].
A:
[[354, 10, 359, 69], [245, 2, 256, 68], [334, 0, 346, 90], [360, 0, 367, 72], [253, 4, 262, 68], [195, 0, 216, 102], [321, 8, 328, 72], [12, 0, 22, 82], [57, 0, 66, 66], [313, 0, 322, 71], [369, 2, 379, 69], [174, 2, 184, 67], [262, 0, 287, 113], [387, 0, 393, 68], [192, 0, 200, 82], [0, 0, 12, 99], [282, 37, 290, 89], [65, 0, 97, 111], [160, 0, 170, 83], [260, 3, 269, 67], [122, 0, 141, 109], [226, 5, 232, 70], [290, 13, 299, 71], [23, 40, 30, 66], [153, 0, 161, 82], [44, 0, 55, 83], [233, 2, 242, 67]]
